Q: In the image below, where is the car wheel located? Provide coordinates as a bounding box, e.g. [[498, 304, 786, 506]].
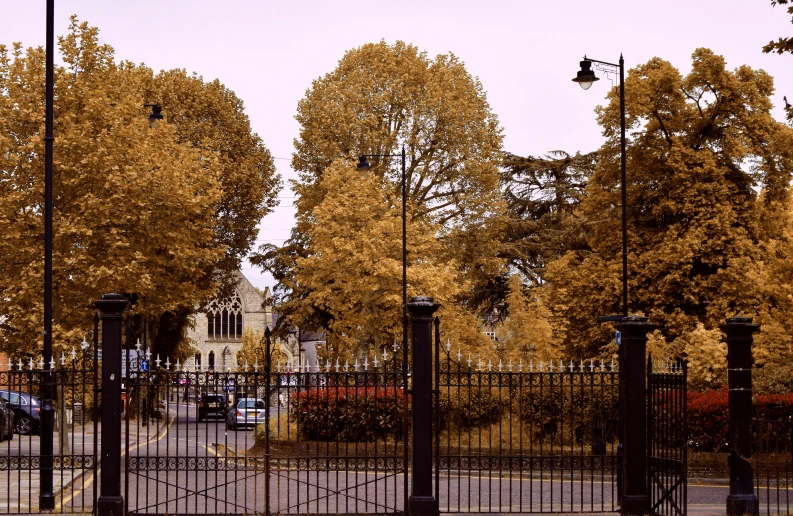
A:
[[15, 416, 32, 435]]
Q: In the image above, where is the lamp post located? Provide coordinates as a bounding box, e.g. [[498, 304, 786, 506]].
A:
[[356, 146, 408, 361], [573, 55, 628, 318], [40, 1, 56, 508]]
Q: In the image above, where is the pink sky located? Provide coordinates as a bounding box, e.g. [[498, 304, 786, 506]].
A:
[[4, 1, 791, 291]]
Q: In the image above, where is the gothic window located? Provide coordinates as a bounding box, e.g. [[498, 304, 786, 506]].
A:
[[208, 351, 215, 370], [206, 292, 244, 340], [195, 353, 201, 369]]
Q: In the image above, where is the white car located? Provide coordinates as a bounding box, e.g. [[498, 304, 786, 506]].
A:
[[226, 398, 266, 430]]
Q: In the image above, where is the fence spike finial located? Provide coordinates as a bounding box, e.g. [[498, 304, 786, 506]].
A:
[[363, 357, 369, 371], [508, 360, 513, 372], [353, 358, 359, 372], [344, 359, 350, 372], [155, 354, 161, 368], [383, 348, 389, 362], [446, 339, 451, 352], [37, 357, 43, 369], [610, 359, 615, 372], [135, 338, 141, 351], [477, 357, 482, 371], [165, 357, 171, 370], [589, 359, 595, 372], [373, 354, 380, 368], [175, 359, 181, 371], [559, 359, 564, 371], [49, 357, 55, 370], [70, 346, 77, 361], [548, 361, 554, 372], [7, 358, 13, 370], [600, 360, 605, 372], [579, 360, 585, 372], [467, 354, 472, 368], [17, 358, 24, 371], [145, 347, 152, 361], [59, 353, 66, 366], [244, 360, 249, 372], [498, 359, 503, 372], [457, 348, 462, 362], [569, 359, 574, 372], [253, 360, 259, 373], [335, 359, 340, 372], [487, 359, 493, 372]]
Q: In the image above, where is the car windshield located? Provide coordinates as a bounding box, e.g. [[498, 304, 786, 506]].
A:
[[239, 400, 265, 409]]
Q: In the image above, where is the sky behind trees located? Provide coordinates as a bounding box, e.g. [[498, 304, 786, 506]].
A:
[[3, 0, 790, 290]]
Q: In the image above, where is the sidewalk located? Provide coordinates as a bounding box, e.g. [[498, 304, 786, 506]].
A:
[[0, 412, 170, 512]]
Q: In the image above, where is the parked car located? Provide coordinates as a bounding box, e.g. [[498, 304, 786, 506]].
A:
[[0, 390, 41, 435], [226, 398, 266, 430], [197, 394, 227, 422], [0, 399, 14, 441]]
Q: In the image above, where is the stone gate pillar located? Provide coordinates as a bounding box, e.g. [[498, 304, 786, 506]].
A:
[[618, 315, 654, 515], [721, 316, 760, 516]]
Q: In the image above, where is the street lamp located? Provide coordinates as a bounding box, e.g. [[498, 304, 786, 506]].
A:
[[356, 146, 408, 366], [144, 103, 164, 128], [573, 55, 628, 318]]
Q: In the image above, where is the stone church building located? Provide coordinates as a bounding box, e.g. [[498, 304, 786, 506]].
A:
[[186, 271, 304, 371]]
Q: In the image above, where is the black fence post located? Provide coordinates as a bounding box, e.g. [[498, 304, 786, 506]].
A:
[[618, 315, 653, 515], [721, 316, 760, 516], [95, 293, 129, 516], [407, 296, 440, 516]]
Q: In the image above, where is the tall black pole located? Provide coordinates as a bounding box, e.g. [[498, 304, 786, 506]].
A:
[[40, 0, 56, 510], [618, 54, 628, 317], [401, 144, 409, 516]]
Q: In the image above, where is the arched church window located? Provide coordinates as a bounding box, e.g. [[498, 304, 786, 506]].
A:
[[206, 292, 244, 340], [208, 351, 215, 370]]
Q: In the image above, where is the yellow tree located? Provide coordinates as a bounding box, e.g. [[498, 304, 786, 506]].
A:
[[496, 275, 557, 364], [282, 159, 487, 359], [255, 40, 506, 309], [545, 49, 793, 359], [0, 19, 280, 357]]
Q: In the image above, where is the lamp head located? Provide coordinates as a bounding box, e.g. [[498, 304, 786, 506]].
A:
[[147, 104, 164, 127], [572, 60, 599, 90], [356, 155, 371, 170]]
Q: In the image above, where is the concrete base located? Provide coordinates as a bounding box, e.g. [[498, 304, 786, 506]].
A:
[[727, 493, 759, 516], [409, 495, 438, 516], [97, 495, 125, 516]]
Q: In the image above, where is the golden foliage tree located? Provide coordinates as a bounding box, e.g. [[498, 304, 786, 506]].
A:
[[0, 19, 280, 357], [496, 275, 557, 364], [763, 0, 793, 123], [545, 49, 793, 359], [254, 40, 506, 308], [280, 160, 486, 359]]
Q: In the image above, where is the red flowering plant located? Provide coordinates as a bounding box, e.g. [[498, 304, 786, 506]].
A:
[[290, 386, 408, 442]]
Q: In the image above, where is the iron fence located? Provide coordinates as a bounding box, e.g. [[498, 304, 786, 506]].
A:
[[753, 418, 793, 515], [0, 351, 99, 514], [434, 335, 621, 513]]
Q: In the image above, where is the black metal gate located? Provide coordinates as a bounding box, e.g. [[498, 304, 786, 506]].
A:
[[434, 319, 621, 514], [124, 330, 409, 515], [0, 318, 100, 514], [646, 357, 687, 516]]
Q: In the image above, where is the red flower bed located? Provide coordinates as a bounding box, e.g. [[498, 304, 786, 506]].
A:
[[290, 386, 408, 442]]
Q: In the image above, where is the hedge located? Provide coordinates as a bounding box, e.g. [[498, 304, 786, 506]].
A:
[[687, 387, 793, 452], [290, 387, 407, 442]]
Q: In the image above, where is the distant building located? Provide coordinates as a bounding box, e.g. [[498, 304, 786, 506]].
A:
[[186, 271, 325, 371]]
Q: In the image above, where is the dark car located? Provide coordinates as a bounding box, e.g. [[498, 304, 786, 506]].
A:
[[0, 399, 14, 441], [0, 390, 41, 435], [197, 394, 227, 422]]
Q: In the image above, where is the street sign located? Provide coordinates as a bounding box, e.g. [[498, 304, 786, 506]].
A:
[[615, 331, 621, 346]]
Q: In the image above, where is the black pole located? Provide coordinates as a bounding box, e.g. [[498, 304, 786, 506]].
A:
[[39, 0, 56, 509], [618, 54, 628, 318], [618, 315, 652, 515], [407, 296, 440, 516], [96, 293, 130, 516], [401, 145, 410, 513], [721, 316, 760, 516]]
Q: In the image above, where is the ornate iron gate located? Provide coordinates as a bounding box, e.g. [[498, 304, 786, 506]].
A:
[[434, 318, 621, 514], [646, 357, 687, 516], [124, 330, 409, 515]]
